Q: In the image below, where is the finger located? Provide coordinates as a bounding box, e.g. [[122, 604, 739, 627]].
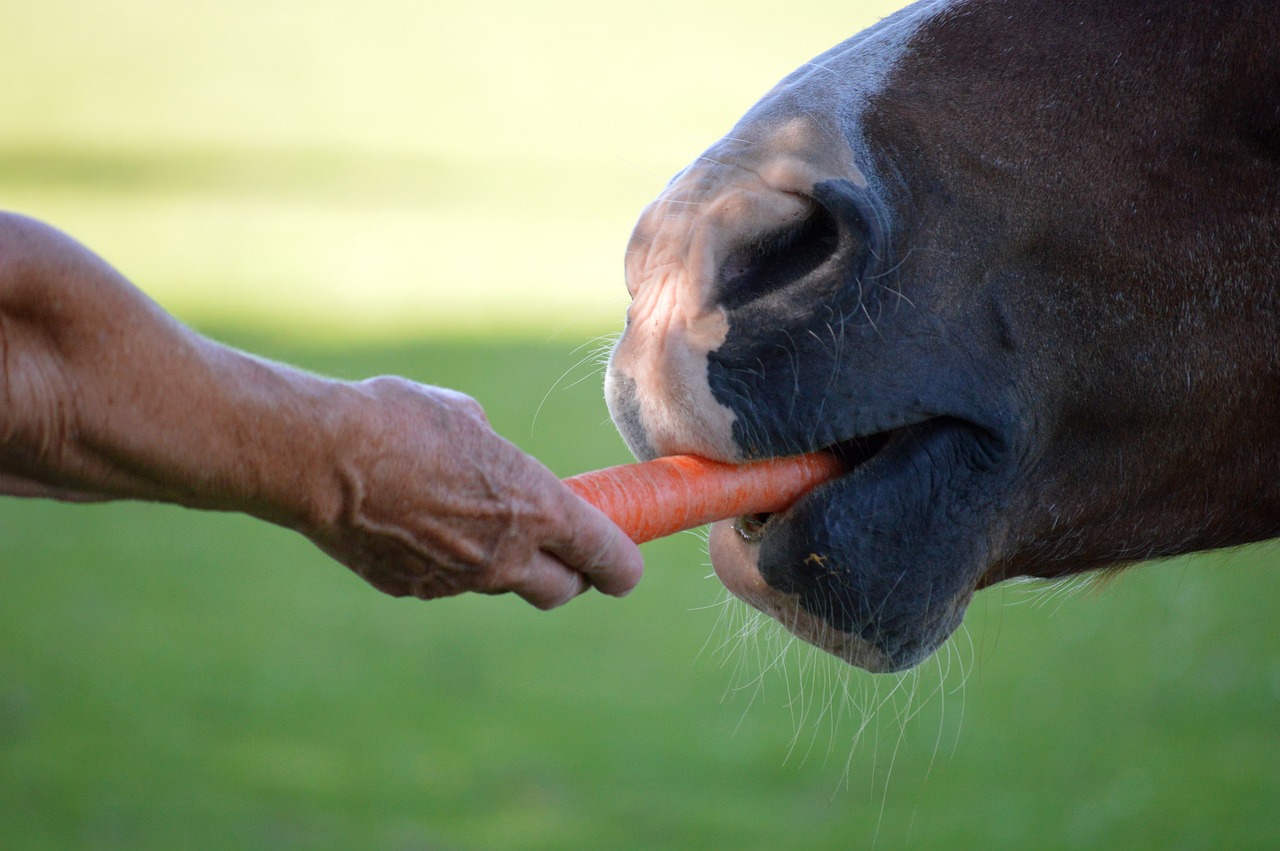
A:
[[506, 551, 593, 610], [546, 490, 645, 597]]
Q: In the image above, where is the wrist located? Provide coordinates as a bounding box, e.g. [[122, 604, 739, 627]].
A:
[[230, 368, 364, 534]]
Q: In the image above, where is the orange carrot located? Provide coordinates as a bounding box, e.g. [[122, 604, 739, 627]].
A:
[[563, 452, 844, 544]]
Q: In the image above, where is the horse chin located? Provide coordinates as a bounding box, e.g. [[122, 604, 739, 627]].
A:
[[708, 520, 900, 673]]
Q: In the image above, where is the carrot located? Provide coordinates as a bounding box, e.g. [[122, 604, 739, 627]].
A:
[[563, 452, 844, 544]]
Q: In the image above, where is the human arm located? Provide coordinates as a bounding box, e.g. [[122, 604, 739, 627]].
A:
[[0, 212, 643, 607]]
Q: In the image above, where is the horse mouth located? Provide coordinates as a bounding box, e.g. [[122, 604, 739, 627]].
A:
[[727, 429, 898, 544], [710, 418, 997, 673]]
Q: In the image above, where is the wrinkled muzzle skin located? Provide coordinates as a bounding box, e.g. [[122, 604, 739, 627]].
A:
[[606, 0, 1280, 673]]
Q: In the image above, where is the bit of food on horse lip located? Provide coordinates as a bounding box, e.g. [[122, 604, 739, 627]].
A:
[[733, 513, 771, 542]]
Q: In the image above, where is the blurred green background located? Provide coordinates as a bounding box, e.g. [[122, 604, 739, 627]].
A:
[[2, 1, 1277, 848]]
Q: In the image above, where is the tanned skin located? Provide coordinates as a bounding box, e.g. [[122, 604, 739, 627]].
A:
[[0, 212, 643, 609]]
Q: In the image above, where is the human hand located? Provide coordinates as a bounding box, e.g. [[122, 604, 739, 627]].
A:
[[302, 377, 645, 609], [0, 213, 641, 609]]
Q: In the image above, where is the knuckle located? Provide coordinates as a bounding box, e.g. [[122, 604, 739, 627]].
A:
[[452, 394, 489, 424], [360, 374, 409, 395], [530, 594, 563, 612]]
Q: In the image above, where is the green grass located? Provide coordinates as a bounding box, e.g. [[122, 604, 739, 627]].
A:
[[3, 1, 1279, 847], [3, 334, 1279, 850]]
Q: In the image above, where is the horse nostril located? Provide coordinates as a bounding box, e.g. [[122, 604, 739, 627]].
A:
[[716, 202, 842, 310]]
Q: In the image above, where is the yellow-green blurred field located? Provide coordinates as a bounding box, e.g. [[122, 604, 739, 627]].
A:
[[0, 0, 904, 337], [2, 2, 1279, 849]]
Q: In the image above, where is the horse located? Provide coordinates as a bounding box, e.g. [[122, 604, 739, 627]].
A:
[[604, 0, 1279, 672]]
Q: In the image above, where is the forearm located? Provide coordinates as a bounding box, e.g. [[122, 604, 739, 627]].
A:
[[0, 211, 644, 607], [0, 212, 345, 527]]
